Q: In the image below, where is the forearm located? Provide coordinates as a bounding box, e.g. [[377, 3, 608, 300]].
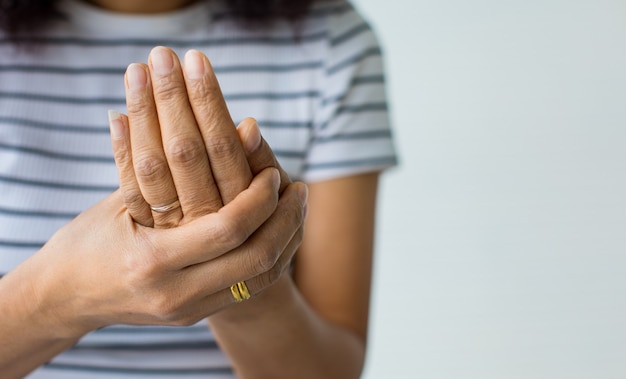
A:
[[0, 331, 77, 379], [0, 262, 83, 378], [208, 274, 366, 379]]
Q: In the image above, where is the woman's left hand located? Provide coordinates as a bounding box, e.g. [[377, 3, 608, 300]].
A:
[[110, 46, 306, 300]]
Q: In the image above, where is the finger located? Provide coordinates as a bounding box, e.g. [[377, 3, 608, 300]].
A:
[[180, 181, 308, 291], [163, 249, 299, 325], [144, 220, 305, 325], [183, 49, 252, 204], [173, 224, 304, 320], [152, 284, 246, 326], [244, 224, 304, 295], [125, 62, 182, 228], [152, 167, 281, 268], [109, 110, 153, 227], [148, 46, 222, 218], [236, 118, 292, 194], [136, 277, 242, 326]]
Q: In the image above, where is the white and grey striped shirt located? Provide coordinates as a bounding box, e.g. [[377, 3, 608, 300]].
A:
[[0, 0, 396, 377]]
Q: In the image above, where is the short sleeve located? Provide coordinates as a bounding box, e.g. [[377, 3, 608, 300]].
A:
[[303, 1, 398, 183]]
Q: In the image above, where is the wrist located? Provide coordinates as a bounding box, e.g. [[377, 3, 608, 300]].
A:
[[9, 248, 97, 340], [0, 258, 88, 377]]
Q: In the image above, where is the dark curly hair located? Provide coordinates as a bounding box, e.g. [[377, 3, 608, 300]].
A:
[[0, 0, 318, 38]]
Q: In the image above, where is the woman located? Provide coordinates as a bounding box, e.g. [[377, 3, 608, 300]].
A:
[[0, 0, 396, 377]]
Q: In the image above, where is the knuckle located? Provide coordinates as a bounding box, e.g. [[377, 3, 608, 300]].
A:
[[186, 78, 214, 102], [121, 188, 145, 208], [152, 79, 185, 103], [253, 245, 280, 274], [126, 93, 152, 119], [149, 298, 201, 327], [112, 144, 132, 167], [242, 249, 282, 294], [134, 154, 169, 184], [166, 136, 206, 165], [212, 217, 248, 249], [186, 76, 224, 110], [148, 293, 179, 322], [265, 259, 283, 286], [121, 254, 161, 291], [205, 134, 239, 160], [138, 253, 165, 278]]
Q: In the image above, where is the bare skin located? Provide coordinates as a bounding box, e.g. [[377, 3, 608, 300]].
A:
[[0, 45, 307, 378], [112, 47, 379, 378], [0, 1, 381, 377]]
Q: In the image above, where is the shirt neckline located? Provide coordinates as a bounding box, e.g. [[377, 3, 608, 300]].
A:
[[57, 0, 213, 37]]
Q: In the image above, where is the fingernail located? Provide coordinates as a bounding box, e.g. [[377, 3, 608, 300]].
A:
[[108, 109, 120, 121], [184, 50, 205, 80], [149, 46, 174, 76], [126, 63, 147, 89], [108, 110, 124, 140], [244, 119, 262, 153]]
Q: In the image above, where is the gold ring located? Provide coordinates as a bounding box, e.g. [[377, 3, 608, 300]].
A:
[[150, 199, 180, 213], [230, 281, 251, 302]]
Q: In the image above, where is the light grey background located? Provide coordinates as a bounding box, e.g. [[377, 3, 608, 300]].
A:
[[351, 1, 626, 378]]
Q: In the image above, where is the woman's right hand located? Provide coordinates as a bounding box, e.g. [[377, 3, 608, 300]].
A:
[[0, 48, 307, 379], [0, 164, 300, 378], [18, 166, 284, 339]]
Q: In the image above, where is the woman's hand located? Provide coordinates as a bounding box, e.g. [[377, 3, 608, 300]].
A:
[[114, 47, 249, 228], [33, 166, 293, 334], [0, 47, 308, 379], [109, 47, 306, 308], [113, 47, 298, 226]]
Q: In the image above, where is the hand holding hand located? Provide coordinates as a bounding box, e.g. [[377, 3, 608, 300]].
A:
[[12, 47, 308, 340], [103, 46, 306, 320], [21, 164, 284, 336]]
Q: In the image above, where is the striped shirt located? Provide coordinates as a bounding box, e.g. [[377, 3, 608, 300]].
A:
[[0, 0, 396, 377]]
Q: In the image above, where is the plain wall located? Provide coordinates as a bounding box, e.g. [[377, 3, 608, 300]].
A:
[[352, 1, 626, 378]]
